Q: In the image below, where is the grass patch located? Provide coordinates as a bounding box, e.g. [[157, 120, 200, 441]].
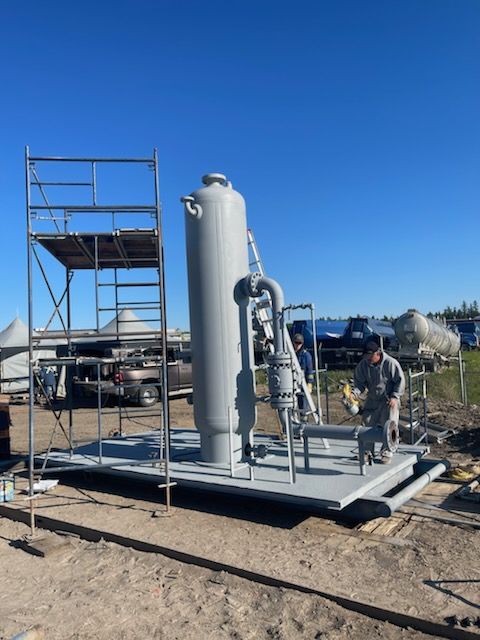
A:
[[427, 364, 462, 403], [419, 351, 480, 405], [459, 350, 480, 404], [257, 351, 480, 405]]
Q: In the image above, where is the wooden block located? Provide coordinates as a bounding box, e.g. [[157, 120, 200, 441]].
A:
[[357, 518, 384, 533], [396, 521, 417, 539], [370, 517, 405, 537]]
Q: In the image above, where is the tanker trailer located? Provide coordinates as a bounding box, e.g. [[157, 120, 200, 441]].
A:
[[394, 309, 460, 371]]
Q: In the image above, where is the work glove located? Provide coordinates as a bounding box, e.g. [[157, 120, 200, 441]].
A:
[[307, 383, 313, 394]]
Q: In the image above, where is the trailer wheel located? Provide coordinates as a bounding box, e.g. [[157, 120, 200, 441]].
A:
[[138, 385, 159, 407]]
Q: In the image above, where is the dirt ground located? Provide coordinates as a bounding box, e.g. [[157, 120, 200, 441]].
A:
[[1, 516, 436, 640], [426, 399, 480, 464], [1, 393, 480, 639]]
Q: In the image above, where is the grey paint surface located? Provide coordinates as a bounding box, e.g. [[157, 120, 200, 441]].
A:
[[40, 429, 428, 512], [182, 175, 256, 463]]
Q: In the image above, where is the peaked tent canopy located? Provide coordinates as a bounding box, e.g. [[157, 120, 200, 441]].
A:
[[0, 317, 57, 393], [99, 309, 156, 339], [0, 317, 30, 356], [74, 309, 158, 344]]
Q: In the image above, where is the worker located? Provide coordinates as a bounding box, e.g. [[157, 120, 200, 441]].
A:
[[353, 340, 405, 463], [293, 333, 314, 416], [40, 365, 57, 402]]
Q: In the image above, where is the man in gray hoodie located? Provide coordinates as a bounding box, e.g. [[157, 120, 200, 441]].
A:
[[353, 340, 405, 463]]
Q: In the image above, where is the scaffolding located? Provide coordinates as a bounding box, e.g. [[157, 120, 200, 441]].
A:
[[406, 367, 428, 445], [25, 147, 173, 509]]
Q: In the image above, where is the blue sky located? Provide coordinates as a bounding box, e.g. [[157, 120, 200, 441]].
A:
[[0, 0, 479, 331]]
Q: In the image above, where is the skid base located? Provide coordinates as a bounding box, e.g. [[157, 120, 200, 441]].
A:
[[38, 428, 445, 518]]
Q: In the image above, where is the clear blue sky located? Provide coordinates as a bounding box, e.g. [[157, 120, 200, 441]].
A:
[[0, 0, 478, 331]]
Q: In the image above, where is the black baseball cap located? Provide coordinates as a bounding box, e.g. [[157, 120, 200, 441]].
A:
[[364, 340, 380, 354]]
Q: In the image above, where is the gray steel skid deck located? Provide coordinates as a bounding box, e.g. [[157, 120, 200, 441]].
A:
[[40, 428, 428, 512]]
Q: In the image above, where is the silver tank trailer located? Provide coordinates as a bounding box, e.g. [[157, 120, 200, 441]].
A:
[[394, 309, 460, 358], [181, 174, 256, 464]]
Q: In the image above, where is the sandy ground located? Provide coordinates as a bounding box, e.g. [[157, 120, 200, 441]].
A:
[[1, 517, 436, 640], [1, 394, 479, 639]]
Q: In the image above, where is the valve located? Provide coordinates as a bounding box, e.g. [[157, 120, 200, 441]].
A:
[[244, 442, 269, 460]]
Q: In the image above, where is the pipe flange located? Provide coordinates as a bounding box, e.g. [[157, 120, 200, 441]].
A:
[[385, 419, 399, 452], [244, 271, 262, 298]]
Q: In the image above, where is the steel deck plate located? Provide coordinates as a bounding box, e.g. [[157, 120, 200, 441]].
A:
[[40, 428, 427, 511], [34, 230, 159, 270]]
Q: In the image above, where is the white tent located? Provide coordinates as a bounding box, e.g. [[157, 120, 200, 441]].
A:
[[0, 310, 162, 393], [98, 309, 156, 341], [0, 317, 57, 393], [73, 309, 157, 344]]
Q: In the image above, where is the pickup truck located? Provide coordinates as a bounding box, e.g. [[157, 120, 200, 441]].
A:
[[109, 345, 192, 406], [70, 343, 193, 407]]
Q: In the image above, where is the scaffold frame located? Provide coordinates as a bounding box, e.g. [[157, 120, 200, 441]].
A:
[[25, 146, 173, 510]]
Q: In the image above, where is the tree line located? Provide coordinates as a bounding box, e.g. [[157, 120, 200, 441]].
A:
[[316, 300, 480, 322], [427, 300, 479, 320]]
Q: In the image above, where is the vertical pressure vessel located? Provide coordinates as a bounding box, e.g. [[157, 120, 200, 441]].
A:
[[182, 174, 256, 464]]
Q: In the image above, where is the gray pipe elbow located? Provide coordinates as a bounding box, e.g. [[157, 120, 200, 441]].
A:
[[181, 195, 203, 219], [257, 276, 285, 314], [242, 272, 285, 352]]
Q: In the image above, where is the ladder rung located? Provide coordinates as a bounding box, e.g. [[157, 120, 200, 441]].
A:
[[101, 410, 163, 418], [255, 299, 272, 310], [98, 306, 160, 312], [98, 282, 160, 288]]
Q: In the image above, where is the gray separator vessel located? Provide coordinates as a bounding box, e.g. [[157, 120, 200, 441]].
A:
[[394, 309, 460, 358], [181, 174, 256, 464]]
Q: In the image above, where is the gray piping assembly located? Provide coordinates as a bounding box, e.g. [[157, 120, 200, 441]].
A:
[[241, 272, 297, 482], [298, 421, 399, 476], [240, 272, 398, 479], [182, 173, 406, 486]]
